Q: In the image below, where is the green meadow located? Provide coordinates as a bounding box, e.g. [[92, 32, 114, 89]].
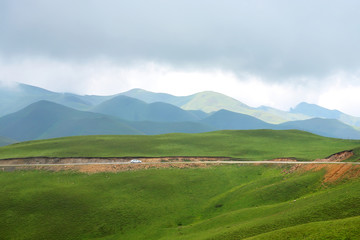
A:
[[1, 130, 360, 160], [1, 130, 360, 239], [1, 165, 359, 240]]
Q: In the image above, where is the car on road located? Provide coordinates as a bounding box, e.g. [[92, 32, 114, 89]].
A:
[[130, 159, 142, 163]]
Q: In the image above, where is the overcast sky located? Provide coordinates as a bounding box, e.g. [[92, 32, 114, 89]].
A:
[[1, 0, 360, 115]]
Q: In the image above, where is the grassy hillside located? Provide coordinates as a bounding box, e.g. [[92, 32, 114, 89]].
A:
[[1, 130, 359, 160], [0, 165, 359, 239]]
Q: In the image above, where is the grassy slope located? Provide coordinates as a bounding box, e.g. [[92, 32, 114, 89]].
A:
[[1, 130, 360, 160], [244, 216, 360, 240], [0, 165, 359, 240]]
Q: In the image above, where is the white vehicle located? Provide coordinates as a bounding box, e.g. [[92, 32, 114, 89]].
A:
[[130, 159, 142, 163]]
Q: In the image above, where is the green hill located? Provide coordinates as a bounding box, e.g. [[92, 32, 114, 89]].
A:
[[92, 95, 201, 122], [0, 165, 359, 239], [1, 130, 359, 160], [127, 121, 214, 135]]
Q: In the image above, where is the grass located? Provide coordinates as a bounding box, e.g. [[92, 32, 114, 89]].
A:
[[244, 216, 360, 240], [1, 130, 360, 160], [0, 165, 359, 239]]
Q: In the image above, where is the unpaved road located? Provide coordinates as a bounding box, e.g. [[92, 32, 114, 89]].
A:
[[1, 160, 360, 167]]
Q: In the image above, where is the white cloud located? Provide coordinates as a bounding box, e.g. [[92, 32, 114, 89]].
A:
[[318, 72, 360, 116]]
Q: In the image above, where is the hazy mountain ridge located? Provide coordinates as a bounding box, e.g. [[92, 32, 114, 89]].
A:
[[291, 102, 360, 127], [120, 88, 360, 126], [2, 83, 359, 126], [0, 100, 214, 141], [1, 83, 360, 142], [92, 95, 202, 122], [0, 83, 113, 117], [202, 109, 360, 139]]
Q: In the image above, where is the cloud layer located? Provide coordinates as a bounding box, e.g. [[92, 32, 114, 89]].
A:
[[1, 0, 360, 79], [1, 0, 360, 115]]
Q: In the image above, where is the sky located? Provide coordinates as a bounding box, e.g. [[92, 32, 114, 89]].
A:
[[1, 0, 360, 116]]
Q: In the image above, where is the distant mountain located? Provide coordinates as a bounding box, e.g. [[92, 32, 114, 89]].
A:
[[201, 109, 360, 139], [0, 101, 215, 141], [121, 89, 290, 124], [257, 106, 310, 122], [120, 88, 192, 106], [0, 136, 16, 147], [182, 91, 292, 124], [277, 118, 360, 139], [0, 83, 112, 117], [201, 109, 272, 130], [0, 100, 142, 141], [290, 102, 360, 127], [91, 95, 201, 122]]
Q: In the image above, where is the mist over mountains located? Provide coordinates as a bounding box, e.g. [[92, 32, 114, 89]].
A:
[[1, 83, 360, 144]]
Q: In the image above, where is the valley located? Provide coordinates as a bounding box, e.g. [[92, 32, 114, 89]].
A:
[[1, 84, 360, 239]]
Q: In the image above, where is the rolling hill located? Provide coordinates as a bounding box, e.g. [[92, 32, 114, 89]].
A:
[[1, 130, 359, 160], [91, 95, 201, 122], [1, 165, 359, 239]]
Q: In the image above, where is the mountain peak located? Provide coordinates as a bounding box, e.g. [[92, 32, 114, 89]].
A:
[[291, 102, 341, 119]]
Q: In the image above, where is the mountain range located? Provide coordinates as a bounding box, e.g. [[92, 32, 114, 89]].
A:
[[1, 82, 360, 143]]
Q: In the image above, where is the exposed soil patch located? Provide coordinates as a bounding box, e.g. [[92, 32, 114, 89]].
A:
[[13, 162, 219, 173], [271, 158, 298, 162], [318, 150, 354, 162], [285, 151, 359, 183]]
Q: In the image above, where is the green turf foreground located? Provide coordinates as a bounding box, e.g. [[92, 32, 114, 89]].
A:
[[1, 130, 360, 160], [1, 165, 359, 240]]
